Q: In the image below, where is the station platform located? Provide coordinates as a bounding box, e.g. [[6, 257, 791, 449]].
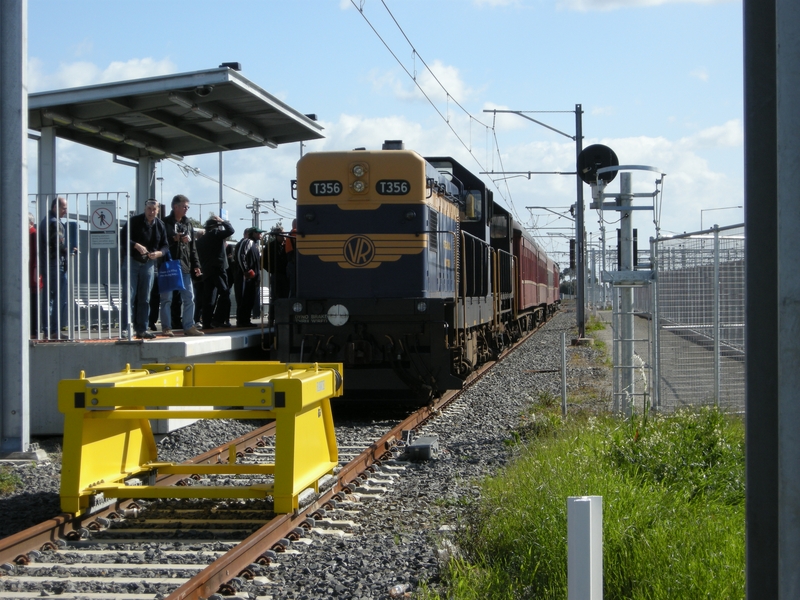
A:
[[29, 326, 272, 435]]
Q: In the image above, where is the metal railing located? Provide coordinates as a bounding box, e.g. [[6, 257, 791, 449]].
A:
[[30, 192, 131, 341]]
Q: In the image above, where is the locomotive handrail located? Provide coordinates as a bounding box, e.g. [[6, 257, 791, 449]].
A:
[[512, 255, 518, 321], [459, 229, 493, 329], [491, 248, 499, 331], [460, 230, 490, 292]]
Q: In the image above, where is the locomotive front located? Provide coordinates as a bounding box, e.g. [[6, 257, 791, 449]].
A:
[[273, 143, 464, 397]]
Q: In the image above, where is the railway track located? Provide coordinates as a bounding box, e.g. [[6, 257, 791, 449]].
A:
[[0, 323, 549, 599]]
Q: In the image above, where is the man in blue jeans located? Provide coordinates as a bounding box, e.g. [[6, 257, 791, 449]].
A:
[[160, 194, 204, 336], [120, 199, 168, 339]]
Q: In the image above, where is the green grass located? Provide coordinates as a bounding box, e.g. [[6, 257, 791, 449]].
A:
[[0, 466, 21, 496], [584, 315, 607, 333], [421, 408, 744, 599]]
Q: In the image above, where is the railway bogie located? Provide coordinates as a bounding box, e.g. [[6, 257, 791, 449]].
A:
[[273, 141, 559, 398]]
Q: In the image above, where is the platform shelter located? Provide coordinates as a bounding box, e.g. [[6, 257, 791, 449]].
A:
[[17, 66, 324, 441]]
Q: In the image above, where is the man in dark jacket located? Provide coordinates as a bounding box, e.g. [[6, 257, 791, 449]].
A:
[[120, 199, 168, 339], [196, 215, 235, 329], [39, 196, 75, 339], [233, 227, 263, 327], [159, 194, 204, 336]]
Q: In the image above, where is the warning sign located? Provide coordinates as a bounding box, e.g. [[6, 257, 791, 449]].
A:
[[89, 200, 117, 249]]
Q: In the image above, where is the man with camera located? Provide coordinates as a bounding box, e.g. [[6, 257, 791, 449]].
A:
[[159, 194, 204, 336]]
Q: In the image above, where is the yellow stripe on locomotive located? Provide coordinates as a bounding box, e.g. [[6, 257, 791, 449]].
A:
[[299, 233, 427, 269]]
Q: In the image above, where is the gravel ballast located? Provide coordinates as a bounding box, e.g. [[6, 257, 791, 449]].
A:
[[0, 308, 608, 599]]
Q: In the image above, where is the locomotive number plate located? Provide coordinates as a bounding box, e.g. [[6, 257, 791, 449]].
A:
[[376, 179, 410, 195], [310, 180, 343, 196]]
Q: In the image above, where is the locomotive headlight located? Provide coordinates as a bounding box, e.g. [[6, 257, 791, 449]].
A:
[[352, 180, 366, 193], [327, 304, 349, 326], [292, 302, 304, 313], [352, 164, 366, 177], [416, 301, 428, 313], [405, 210, 416, 221]]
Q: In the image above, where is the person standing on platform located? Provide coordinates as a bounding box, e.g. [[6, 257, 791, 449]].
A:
[[233, 227, 263, 327], [120, 199, 168, 339], [39, 196, 75, 339], [285, 219, 297, 297], [160, 194, 204, 337], [197, 215, 235, 329], [28, 213, 42, 336], [224, 244, 235, 327]]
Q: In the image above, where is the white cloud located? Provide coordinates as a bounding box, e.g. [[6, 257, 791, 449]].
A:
[[98, 58, 177, 84], [680, 119, 742, 149], [558, 0, 732, 11], [378, 59, 472, 106], [690, 67, 709, 82], [476, 117, 743, 241], [28, 57, 177, 93]]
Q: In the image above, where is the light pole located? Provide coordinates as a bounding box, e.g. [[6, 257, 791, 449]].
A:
[[484, 105, 586, 336], [701, 205, 742, 230]]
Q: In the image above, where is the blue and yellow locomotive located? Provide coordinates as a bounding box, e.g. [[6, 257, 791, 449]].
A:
[[272, 140, 559, 398]]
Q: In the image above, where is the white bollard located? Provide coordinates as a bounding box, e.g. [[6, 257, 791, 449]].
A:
[[568, 495, 603, 600]]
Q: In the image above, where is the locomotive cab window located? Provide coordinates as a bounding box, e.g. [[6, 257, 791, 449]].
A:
[[462, 190, 482, 222], [490, 215, 508, 239]]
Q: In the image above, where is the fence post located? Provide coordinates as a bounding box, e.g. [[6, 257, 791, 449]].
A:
[[650, 237, 660, 410], [568, 495, 603, 600], [713, 225, 720, 407]]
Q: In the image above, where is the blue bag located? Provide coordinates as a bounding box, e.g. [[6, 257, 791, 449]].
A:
[[157, 251, 185, 293]]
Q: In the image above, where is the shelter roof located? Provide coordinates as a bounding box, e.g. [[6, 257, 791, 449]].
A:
[[28, 67, 324, 161]]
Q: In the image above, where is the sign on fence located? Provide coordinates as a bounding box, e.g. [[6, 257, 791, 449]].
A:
[[89, 200, 117, 248]]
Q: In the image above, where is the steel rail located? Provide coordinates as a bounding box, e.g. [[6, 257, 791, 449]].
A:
[[167, 319, 548, 599], [0, 421, 276, 565]]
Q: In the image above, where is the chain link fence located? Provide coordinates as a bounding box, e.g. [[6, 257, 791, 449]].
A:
[[591, 225, 745, 414], [650, 224, 745, 412]]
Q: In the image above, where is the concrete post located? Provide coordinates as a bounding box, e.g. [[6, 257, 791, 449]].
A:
[[0, 0, 31, 454], [568, 496, 603, 600]]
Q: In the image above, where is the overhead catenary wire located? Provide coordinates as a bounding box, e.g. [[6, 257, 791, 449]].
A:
[[166, 157, 296, 222], [351, 0, 523, 223]]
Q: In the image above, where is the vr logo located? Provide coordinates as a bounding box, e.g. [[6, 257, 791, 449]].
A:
[[343, 235, 376, 267]]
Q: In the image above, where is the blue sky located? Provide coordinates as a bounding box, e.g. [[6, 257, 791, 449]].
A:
[[26, 0, 743, 261]]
